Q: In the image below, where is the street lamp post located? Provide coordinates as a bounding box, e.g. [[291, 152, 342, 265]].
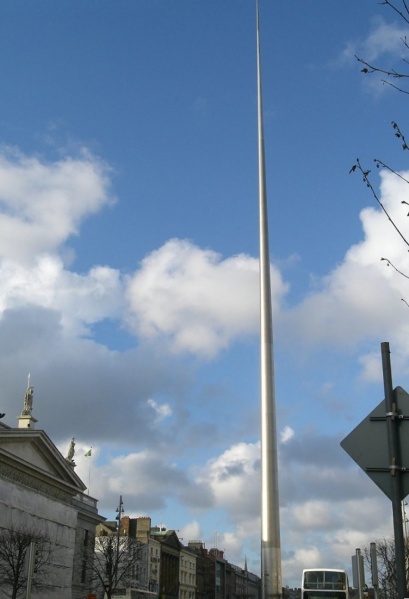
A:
[[115, 495, 124, 586]]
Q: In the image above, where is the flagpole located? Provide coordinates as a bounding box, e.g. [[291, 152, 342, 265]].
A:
[[256, 1, 282, 598], [85, 448, 92, 495], [88, 457, 91, 495]]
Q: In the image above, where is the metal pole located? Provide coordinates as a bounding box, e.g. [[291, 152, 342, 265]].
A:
[[370, 542, 379, 599], [402, 502, 408, 540], [256, 2, 282, 598], [381, 342, 406, 599], [25, 541, 35, 599], [115, 495, 123, 586], [355, 548, 364, 599]]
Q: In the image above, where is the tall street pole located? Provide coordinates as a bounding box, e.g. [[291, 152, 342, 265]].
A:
[[381, 343, 406, 599], [115, 494, 124, 586], [256, 1, 282, 598]]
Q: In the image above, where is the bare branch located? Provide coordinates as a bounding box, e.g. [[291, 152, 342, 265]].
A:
[[356, 55, 409, 79], [380, 79, 409, 94], [351, 3, 409, 286], [391, 121, 409, 150], [374, 159, 409, 181], [355, 2, 409, 94], [87, 534, 144, 599], [349, 158, 409, 249], [0, 526, 60, 599], [379, 0, 409, 24], [362, 537, 409, 599], [381, 257, 409, 278]]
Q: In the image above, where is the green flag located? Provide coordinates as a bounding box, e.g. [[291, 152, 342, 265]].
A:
[[85, 448, 92, 457]]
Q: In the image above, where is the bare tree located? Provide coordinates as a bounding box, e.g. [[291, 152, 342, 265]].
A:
[[349, 124, 409, 255], [350, 1, 409, 283], [0, 527, 58, 599], [362, 538, 409, 599], [355, 0, 409, 95], [88, 534, 144, 599]]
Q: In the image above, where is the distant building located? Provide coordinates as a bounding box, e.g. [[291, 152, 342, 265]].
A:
[[131, 516, 161, 595], [208, 548, 227, 599], [96, 516, 261, 599], [187, 541, 215, 599], [179, 546, 197, 599], [104, 517, 197, 599], [150, 527, 183, 599], [188, 542, 261, 599], [0, 385, 104, 599], [96, 515, 161, 599]]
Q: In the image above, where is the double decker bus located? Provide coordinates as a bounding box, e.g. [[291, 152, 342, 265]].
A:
[[301, 569, 349, 599]]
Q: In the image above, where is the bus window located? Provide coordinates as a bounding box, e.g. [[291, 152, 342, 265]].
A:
[[301, 569, 349, 599]]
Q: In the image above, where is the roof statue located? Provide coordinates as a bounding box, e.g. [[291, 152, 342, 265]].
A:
[[22, 386, 34, 415], [17, 375, 38, 429], [66, 437, 76, 466]]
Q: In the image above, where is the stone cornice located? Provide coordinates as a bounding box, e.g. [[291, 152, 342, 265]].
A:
[[0, 460, 73, 503]]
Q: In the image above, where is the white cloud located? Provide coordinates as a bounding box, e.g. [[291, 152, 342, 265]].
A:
[[281, 495, 392, 587], [340, 17, 409, 94], [198, 442, 260, 518], [0, 146, 115, 264], [74, 448, 215, 517], [0, 148, 122, 337], [358, 17, 409, 62], [280, 426, 294, 444], [125, 238, 288, 357], [179, 521, 203, 543], [342, 17, 409, 63], [147, 398, 172, 422], [0, 256, 123, 336], [292, 500, 336, 531], [284, 169, 409, 370]]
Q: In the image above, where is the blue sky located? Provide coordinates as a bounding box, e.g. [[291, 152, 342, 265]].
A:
[[1, 0, 409, 588]]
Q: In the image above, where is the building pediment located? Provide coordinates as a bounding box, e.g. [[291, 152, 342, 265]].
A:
[[159, 530, 184, 549], [0, 428, 86, 496]]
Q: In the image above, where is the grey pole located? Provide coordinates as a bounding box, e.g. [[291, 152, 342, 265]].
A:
[[115, 495, 124, 586], [381, 342, 406, 599], [370, 542, 379, 599], [355, 548, 364, 599], [256, 2, 282, 598], [25, 541, 35, 599]]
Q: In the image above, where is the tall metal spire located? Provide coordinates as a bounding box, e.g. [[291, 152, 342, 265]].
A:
[[256, 1, 282, 598]]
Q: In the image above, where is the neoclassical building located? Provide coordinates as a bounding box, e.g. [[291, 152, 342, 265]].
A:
[[0, 385, 104, 599]]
